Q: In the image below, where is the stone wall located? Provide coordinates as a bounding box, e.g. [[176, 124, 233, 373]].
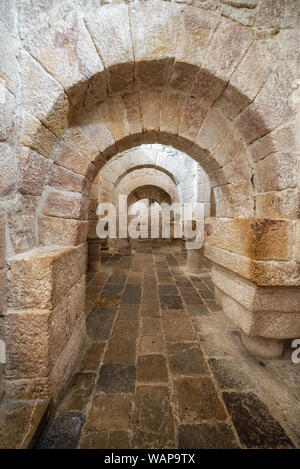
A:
[[5, 243, 87, 400], [0, 0, 299, 397]]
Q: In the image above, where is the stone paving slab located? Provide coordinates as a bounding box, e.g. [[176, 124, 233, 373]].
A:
[[34, 240, 299, 449], [0, 400, 50, 449]]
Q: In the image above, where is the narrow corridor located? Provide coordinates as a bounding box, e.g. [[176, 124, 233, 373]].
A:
[[37, 241, 298, 449]]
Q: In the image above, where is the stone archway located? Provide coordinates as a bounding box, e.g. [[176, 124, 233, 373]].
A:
[[3, 1, 299, 401]]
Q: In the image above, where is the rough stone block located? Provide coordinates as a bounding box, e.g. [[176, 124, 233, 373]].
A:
[[8, 243, 87, 310], [129, 2, 181, 86], [205, 217, 294, 260], [0, 83, 15, 141], [85, 4, 134, 92], [179, 97, 208, 143], [202, 17, 252, 81], [7, 194, 39, 253], [255, 189, 299, 219], [24, 11, 105, 106], [17, 146, 52, 196], [99, 97, 131, 153], [205, 243, 299, 286], [43, 190, 88, 220], [213, 181, 254, 217], [5, 311, 50, 379], [49, 276, 85, 366], [195, 109, 229, 153], [20, 50, 71, 137], [0, 142, 17, 196], [254, 152, 297, 192], [20, 113, 57, 158], [49, 165, 90, 195], [39, 216, 89, 247]]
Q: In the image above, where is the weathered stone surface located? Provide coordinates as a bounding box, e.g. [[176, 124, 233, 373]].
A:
[[209, 358, 252, 390], [85, 4, 134, 92], [8, 244, 87, 309], [96, 364, 136, 394], [17, 146, 52, 196], [119, 303, 139, 320], [138, 335, 165, 355], [5, 311, 50, 379], [37, 412, 85, 449], [132, 386, 175, 448], [160, 295, 183, 310], [142, 318, 162, 336], [253, 65, 295, 132], [107, 431, 130, 449], [122, 284, 141, 304], [85, 395, 132, 431], [103, 320, 138, 364], [39, 216, 89, 246], [213, 181, 254, 217], [20, 113, 58, 158], [137, 355, 168, 383], [20, 50, 71, 137], [129, 2, 180, 86], [205, 217, 294, 261], [178, 423, 239, 449], [77, 343, 105, 372], [58, 373, 95, 413], [79, 430, 107, 449], [196, 109, 229, 154], [24, 11, 105, 106], [160, 91, 185, 137], [43, 190, 88, 220], [49, 165, 90, 195], [0, 25, 19, 94], [212, 264, 300, 313], [0, 400, 50, 449], [162, 310, 196, 342], [174, 376, 227, 423], [50, 314, 86, 401], [167, 343, 209, 376], [249, 123, 296, 163], [0, 142, 17, 196], [0, 205, 6, 269], [99, 96, 131, 153], [203, 17, 252, 82], [86, 307, 117, 341], [256, 189, 299, 219], [0, 83, 15, 141], [174, 6, 217, 68], [254, 152, 297, 192], [205, 243, 299, 287], [49, 276, 85, 365], [223, 392, 294, 448]]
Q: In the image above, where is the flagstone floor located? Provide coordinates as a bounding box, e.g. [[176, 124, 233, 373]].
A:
[[36, 240, 300, 449]]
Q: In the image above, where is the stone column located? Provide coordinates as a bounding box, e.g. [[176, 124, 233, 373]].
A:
[[186, 246, 204, 274], [87, 239, 102, 273]]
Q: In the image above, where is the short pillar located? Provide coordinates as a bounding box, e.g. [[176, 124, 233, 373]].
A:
[[186, 246, 204, 274], [240, 332, 284, 359], [88, 239, 102, 273]]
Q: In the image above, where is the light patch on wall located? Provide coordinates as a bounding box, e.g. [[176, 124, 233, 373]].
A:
[[0, 340, 6, 363]]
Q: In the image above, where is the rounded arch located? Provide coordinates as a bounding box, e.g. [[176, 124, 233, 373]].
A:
[[16, 1, 296, 255], [127, 185, 172, 207], [114, 167, 179, 206]]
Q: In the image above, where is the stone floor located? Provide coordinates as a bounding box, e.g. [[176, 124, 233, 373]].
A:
[[36, 240, 300, 449]]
